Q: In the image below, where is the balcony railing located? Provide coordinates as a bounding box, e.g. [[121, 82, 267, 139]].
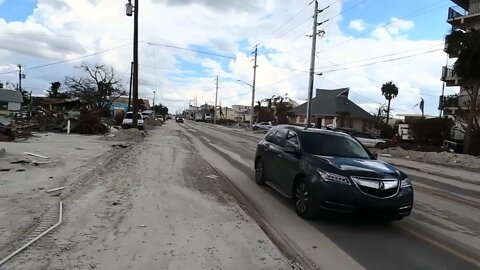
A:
[[448, 6, 467, 20], [441, 66, 456, 80], [444, 94, 459, 108], [448, 2, 480, 21]]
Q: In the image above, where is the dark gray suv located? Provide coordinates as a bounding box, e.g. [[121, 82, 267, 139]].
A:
[[254, 125, 413, 220]]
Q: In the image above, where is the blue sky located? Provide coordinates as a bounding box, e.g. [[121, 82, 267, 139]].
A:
[[0, 0, 36, 22], [0, 0, 459, 115], [337, 0, 451, 40]]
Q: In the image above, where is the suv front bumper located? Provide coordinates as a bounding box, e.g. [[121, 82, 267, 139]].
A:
[[311, 177, 414, 217]]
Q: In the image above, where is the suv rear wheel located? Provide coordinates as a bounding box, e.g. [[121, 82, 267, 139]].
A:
[[294, 179, 318, 219], [255, 159, 266, 185]]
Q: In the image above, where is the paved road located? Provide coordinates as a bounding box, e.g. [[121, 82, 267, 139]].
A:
[[181, 121, 480, 270]]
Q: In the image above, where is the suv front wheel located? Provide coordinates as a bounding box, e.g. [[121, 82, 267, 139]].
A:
[[294, 179, 318, 219]]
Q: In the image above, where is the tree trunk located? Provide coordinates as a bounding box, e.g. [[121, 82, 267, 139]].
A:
[[386, 99, 391, 125], [463, 81, 480, 154]]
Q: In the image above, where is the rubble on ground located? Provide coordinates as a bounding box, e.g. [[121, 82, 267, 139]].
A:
[[101, 128, 146, 142], [379, 147, 480, 171]]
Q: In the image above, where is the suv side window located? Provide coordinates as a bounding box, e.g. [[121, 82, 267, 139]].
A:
[[272, 128, 287, 147], [286, 131, 299, 147], [265, 128, 277, 143]]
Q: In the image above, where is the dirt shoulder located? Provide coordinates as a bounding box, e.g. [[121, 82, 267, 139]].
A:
[[0, 132, 131, 261], [2, 123, 291, 270]]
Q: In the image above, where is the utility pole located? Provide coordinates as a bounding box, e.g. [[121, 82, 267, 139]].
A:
[[17, 64, 24, 92], [306, 0, 320, 128], [250, 45, 258, 130], [214, 76, 218, 124], [153, 90, 156, 117], [132, 0, 139, 127], [126, 0, 139, 127], [128, 61, 133, 111]]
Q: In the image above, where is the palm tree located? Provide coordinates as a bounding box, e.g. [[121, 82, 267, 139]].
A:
[[381, 81, 399, 125], [446, 28, 480, 154]]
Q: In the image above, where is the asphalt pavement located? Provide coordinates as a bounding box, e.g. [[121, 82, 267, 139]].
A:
[[180, 120, 480, 270]]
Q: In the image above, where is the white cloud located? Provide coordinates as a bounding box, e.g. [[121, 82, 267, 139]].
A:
[[0, 0, 450, 115], [349, 19, 366, 31], [387, 17, 415, 35]]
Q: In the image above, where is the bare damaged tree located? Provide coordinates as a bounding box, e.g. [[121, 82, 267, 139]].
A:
[[65, 63, 126, 115]]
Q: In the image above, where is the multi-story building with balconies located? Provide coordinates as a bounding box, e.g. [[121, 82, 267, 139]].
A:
[[440, 0, 480, 139]]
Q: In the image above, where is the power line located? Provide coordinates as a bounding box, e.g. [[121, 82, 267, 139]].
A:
[[1, 32, 131, 41], [318, 48, 442, 74], [315, 43, 444, 70], [324, 0, 369, 22], [318, 1, 449, 54], [257, 0, 314, 45], [143, 41, 236, 59], [317, 53, 441, 98], [274, 16, 313, 41], [314, 51, 442, 98], [286, 0, 369, 44], [256, 71, 309, 89], [0, 43, 131, 76]]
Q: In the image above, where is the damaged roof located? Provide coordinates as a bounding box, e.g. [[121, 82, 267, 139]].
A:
[[0, 89, 24, 103], [291, 88, 374, 120]]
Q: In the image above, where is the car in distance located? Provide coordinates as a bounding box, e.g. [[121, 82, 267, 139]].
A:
[[176, 116, 185, 123], [122, 112, 145, 130], [204, 113, 212, 122], [351, 131, 387, 148], [252, 122, 273, 131], [254, 125, 413, 220]]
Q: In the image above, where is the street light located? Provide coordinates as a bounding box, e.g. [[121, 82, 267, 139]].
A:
[[236, 79, 253, 88], [236, 79, 255, 130]]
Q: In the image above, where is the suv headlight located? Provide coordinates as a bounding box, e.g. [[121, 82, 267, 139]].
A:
[[400, 178, 411, 188], [317, 169, 350, 185]]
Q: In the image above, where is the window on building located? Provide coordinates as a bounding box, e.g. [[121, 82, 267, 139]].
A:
[[0, 102, 8, 110]]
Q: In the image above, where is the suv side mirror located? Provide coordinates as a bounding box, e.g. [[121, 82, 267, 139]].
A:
[[373, 152, 378, 159]]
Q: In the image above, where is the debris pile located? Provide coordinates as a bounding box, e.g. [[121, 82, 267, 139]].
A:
[[0, 151, 54, 172], [101, 128, 146, 142], [379, 147, 480, 171]]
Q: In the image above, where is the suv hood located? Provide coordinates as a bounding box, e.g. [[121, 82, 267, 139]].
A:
[[308, 155, 401, 179]]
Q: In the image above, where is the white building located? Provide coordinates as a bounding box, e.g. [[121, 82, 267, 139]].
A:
[[0, 88, 24, 115]]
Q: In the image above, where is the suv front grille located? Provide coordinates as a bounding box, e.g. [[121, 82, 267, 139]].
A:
[[351, 177, 399, 198]]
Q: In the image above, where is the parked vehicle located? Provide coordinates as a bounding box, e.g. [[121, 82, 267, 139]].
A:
[[254, 125, 413, 220], [204, 113, 212, 121], [351, 132, 386, 148], [176, 116, 185, 123], [252, 122, 273, 131], [122, 112, 145, 130]]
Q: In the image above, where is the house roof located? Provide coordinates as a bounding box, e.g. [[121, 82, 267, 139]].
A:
[[110, 96, 151, 108], [0, 89, 23, 103], [291, 88, 373, 120]]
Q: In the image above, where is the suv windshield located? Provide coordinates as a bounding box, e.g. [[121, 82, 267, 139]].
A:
[[299, 131, 371, 159]]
